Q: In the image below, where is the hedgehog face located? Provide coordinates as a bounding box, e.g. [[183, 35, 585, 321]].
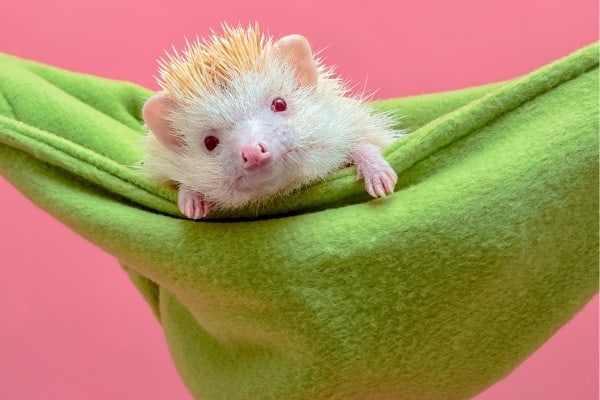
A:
[[169, 66, 315, 206]]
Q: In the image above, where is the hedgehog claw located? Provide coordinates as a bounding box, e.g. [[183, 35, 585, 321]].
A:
[[353, 143, 397, 198], [178, 187, 211, 219]]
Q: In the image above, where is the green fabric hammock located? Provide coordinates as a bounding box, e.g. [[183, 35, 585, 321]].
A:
[[0, 43, 597, 400]]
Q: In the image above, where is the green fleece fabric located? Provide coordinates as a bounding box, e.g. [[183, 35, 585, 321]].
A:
[[0, 43, 598, 400]]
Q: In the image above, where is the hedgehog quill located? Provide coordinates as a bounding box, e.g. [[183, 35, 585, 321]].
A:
[[142, 24, 402, 219]]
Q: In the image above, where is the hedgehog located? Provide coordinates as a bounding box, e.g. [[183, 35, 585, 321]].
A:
[[142, 24, 401, 219]]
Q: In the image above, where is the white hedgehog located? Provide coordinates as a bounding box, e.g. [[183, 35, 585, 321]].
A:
[[142, 24, 401, 219]]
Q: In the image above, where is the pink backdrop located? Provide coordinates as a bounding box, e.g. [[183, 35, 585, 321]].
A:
[[0, 1, 597, 399]]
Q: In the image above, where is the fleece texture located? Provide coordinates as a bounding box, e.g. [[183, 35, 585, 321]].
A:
[[0, 43, 598, 400]]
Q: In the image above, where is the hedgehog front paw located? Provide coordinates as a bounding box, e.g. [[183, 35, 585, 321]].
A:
[[178, 187, 211, 219], [353, 143, 398, 198], [358, 162, 397, 198]]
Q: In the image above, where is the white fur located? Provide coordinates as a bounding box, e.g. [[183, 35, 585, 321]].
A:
[[142, 52, 401, 211]]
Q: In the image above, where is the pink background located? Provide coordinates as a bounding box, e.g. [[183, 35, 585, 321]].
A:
[[0, 1, 598, 399]]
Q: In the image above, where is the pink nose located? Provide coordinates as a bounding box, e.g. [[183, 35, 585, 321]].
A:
[[241, 142, 270, 171]]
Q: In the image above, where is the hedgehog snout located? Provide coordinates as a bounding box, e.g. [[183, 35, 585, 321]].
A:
[[240, 142, 271, 171]]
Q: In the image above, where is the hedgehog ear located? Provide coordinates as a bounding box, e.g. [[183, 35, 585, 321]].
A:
[[272, 34, 318, 87], [142, 93, 183, 151]]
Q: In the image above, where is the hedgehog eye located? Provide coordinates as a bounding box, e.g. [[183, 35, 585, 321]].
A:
[[204, 135, 219, 151], [271, 97, 287, 112]]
